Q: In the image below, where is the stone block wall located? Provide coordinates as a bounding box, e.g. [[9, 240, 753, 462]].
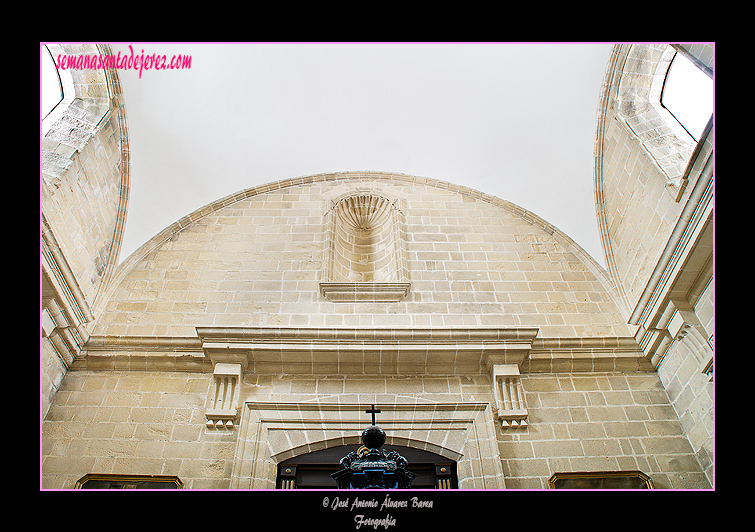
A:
[[92, 175, 631, 339], [41, 368, 710, 489], [600, 101, 686, 308], [46, 121, 124, 298], [41, 47, 129, 420], [42, 370, 224, 489], [593, 45, 714, 488], [597, 43, 713, 316], [41, 112, 127, 421], [502, 372, 710, 489], [42, 44, 128, 308], [656, 279, 714, 486], [39, 42, 714, 490]]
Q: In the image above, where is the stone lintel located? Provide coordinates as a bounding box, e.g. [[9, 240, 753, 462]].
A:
[[198, 326, 539, 375]]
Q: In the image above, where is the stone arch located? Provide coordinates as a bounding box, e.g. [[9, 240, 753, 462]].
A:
[[273, 434, 463, 465], [600, 44, 713, 198], [42, 43, 131, 311], [41, 44, 131, 417], [42, 44, 129, 194], [276, 438, 459, 489], [613, 44, 698, 191], [593, 44, 714, 320]]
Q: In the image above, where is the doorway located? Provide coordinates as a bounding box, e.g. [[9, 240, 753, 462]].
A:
[[277, 444, 456, 489]]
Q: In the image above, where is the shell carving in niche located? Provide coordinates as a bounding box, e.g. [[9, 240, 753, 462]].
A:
[[320, 189, 410, 301], [333, 194, 398, 283], [337, 195, 393, 231]]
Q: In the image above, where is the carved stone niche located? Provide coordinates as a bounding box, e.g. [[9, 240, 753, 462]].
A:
[[491, 364, 528, 429], [320, 188, 410, 302]]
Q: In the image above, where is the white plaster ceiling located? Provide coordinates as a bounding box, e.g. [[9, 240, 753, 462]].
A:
[[110, 42, 614, 267]]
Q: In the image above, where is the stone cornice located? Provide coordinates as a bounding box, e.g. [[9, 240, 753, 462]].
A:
[[75, 327, 652, 374], [73, 335, 207, 372], [527, 336, 652, 373], [198, 326, 538, 374], [196, 326, 537, 343]]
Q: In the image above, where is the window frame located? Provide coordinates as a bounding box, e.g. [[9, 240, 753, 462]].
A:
[[660, 51, 713, 142], [613, 44, 712, 202], [548, 470, 653, 489], [74, 473, 184, 489], [42, 45, 64, 121]]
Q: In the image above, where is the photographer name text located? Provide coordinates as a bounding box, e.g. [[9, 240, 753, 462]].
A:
[[323, 493, 434, 529]]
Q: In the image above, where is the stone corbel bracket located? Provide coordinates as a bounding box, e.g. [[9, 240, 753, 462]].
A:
[[636, 299, 713, 379], [203, 349, 247, 430], [490, 364, 528, 429]]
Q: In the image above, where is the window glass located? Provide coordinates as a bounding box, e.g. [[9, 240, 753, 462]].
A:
[[42, 45, 63, 120], [661, 52, 713, 141]]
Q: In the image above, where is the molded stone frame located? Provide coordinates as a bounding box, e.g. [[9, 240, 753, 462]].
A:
[[548, 470, 654, 489], [320, 184, 410, 302], [230, 401, 505, 489], [82, 326, 649, 375]]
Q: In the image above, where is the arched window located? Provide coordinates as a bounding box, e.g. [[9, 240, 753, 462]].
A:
[[611, 44, 713, 201], [660, 52, 713, 142]]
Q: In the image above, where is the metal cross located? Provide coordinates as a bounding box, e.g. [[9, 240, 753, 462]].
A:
[[365, 404, 381, 426]]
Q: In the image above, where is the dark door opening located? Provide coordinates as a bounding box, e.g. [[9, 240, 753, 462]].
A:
[[277, 444, 456, 489]]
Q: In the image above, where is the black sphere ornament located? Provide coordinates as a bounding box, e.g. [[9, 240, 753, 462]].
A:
[[361, 425, 386, 449], [331, 407, 415, 489]]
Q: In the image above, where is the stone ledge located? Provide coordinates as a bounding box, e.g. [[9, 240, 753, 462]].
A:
[[526, 336, 653, 372], [319, 282, 411, 302]]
